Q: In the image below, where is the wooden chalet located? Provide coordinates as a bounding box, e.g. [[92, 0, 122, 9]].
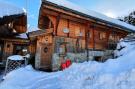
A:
[[29, 0, 135, 71], [0, 2, 29, 65]]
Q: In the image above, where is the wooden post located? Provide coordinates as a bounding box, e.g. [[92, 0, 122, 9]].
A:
[[67, 19, 70, 37], [106, 28, 111, 49], [55, 13, 61, 36], [85, 23, 90, 61], [89, 24, 95, 60], [92, 24, 95, 50]]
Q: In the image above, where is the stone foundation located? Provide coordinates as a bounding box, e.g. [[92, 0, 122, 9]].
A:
[[52, 50, 114, 71]]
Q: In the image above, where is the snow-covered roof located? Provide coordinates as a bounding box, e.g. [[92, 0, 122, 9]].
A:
[[27, 27, 40, 33], [0, 2, 26, 18], [8, 55, 24, 61], [16, 33, 28, 39], [43, 0, 135, 32]]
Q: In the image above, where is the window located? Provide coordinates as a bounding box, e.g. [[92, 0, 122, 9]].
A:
[[109, 34, 115, 41], [13, 45, 28, 55], [75, 26, 81, 37], [109, 34, 120, 42], [99, 32, 106, 40]]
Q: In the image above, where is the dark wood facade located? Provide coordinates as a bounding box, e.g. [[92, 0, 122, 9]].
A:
[[29, 1, 132, 71], [0, 14, 28, 64]]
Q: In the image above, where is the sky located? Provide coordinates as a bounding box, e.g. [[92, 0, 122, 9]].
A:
[[0, 0, 135, 29]]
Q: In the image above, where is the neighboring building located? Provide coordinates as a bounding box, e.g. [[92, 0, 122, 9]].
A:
[[29, 0, 135, 71], [0, 2, 29, 65]]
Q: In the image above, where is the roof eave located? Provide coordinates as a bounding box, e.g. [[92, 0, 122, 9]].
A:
[[42, 0, 135, 33]]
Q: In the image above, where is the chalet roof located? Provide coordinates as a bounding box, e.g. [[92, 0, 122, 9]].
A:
[[0, 2, 26, 18], [42, 0, 135, 32], [16, 33, 28, 39]]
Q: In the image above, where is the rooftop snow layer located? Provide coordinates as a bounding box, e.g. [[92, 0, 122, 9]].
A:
[[7, 55, 24, 61], [44, 0, 135, 32], [16, 33, 28, 39], [0, 2, 26, 18]]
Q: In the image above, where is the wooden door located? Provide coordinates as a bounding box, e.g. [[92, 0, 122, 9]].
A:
[[40, 43, 52, 70]]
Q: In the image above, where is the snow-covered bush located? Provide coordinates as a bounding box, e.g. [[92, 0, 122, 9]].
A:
[[114, 38, 135, 58]]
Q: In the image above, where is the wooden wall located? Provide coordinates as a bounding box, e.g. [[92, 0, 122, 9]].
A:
[[28, 43, 36, 55], [38, 4, 129, 51], [14, 15, 27, 33], [35, 34, 53, 69], [3, 41, 13, 61]]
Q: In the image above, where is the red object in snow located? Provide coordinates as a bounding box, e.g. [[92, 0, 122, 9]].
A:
[[61, 63, 67, 70], [61, 59, 72, 70], [66, 59, 72, 68]]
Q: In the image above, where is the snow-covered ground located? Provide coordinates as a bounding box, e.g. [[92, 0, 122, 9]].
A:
[[1, 39, 135, 89]]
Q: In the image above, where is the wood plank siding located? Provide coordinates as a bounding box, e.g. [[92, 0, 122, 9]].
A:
[[38, 4, 128, 51], [28, 1, 130, 70]]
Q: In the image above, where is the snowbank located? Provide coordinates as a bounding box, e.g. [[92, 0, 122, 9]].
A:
[[1, 40, 135, 89], [0, 65, 61, 89], [0, 2, 25, 18], [7, 55, 24, 61], [114, 39, 135, 57]]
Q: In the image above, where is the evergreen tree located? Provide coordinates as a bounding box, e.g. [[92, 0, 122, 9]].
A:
[[119, 11, 135, 26]]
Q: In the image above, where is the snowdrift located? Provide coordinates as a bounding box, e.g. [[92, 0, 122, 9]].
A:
[[1, 39, 135, 89]]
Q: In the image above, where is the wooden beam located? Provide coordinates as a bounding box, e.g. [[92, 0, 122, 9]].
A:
[[67, 19, 70, 37], [41, 7, 87, 24], [55, 13, 61, 36], [0, 38, 29, 43], [42, 5, 96, 22], [86, 23, 90, 61], [60, 14, 87, 24], [91, 24, 95, 50], [106, 28, 111, 49]]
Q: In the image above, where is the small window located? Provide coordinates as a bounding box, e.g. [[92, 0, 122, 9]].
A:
[[44, 47, 48, 53], [109, 34, 115, 41], [75, 27, 81, 37], [99, 32, 106, 40]]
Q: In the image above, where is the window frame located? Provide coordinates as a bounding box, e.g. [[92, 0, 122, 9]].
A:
[[99, 32, 106, 40]]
